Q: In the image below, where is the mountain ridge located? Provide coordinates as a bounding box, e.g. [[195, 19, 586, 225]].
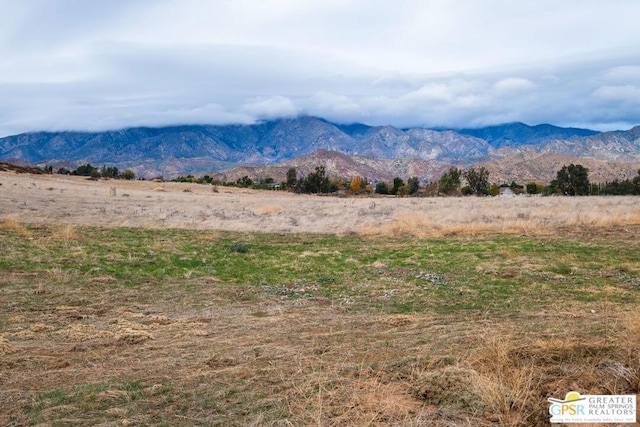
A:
[[1, 116, 639, 182]]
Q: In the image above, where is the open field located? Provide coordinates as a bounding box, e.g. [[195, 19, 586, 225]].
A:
[[1, 171, 640, 237], [1, 171, 640, 426]]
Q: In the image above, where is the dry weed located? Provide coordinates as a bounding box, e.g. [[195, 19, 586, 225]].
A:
[[254, 205, 285, 215], [50, 224, 81, 241], [56, 324, 112, 341], [9, 329, 38, 340], [411, 367, 485, 414], [617, 312, 640, 390], [170, 319, 209, 338], [468, 334, 537, 426], [114, 328, 154, 345], [0, 334, 16, 355], [361, 211, 499, 238], [0, 218, 31, 237], [283, 355, 424, 425], [31, 323, 53, 333]]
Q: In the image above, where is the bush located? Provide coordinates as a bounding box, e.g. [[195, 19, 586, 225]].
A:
[[120, 170, 135, 180], [229, 242, 250, 254], [526, 182, 542, 195]]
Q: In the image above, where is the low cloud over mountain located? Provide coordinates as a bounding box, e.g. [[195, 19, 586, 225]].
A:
[[1, 117, 639, 182]]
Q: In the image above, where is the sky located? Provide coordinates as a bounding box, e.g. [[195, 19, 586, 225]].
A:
[[1, 0, 640, 137]]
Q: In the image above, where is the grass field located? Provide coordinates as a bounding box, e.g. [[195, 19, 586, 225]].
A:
[[1, 216, 639, 425]]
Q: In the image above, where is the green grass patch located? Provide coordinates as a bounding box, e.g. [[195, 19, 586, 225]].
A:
[[25, 380, 167, 424], [1, 225, 638, 317]]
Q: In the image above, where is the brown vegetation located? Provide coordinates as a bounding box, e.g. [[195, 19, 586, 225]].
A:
[[1, 171, 639, 425], [2, 171, 640, 237]]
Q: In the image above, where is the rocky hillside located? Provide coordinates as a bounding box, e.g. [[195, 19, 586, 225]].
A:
[[210, 150, 455, 183], [213, 150, 640, 185], [478, 152, 640, 184]]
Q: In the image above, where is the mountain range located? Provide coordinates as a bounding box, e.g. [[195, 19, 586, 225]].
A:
[[1, 116, 639, 183]]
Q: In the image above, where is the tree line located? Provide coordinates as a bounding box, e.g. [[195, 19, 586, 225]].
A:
[[113, 162, 640, 197], [56, 164, 136, 180], [206, 164, 640, 197]]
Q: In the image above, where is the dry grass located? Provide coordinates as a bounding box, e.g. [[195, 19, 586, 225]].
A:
[[49, 224, 81, 241], [361, 198, 640, 238], [3, 274, 639, 425], [2, 171, 640, 236], [254, 204, 286, 215], [0, 334, 15, 355], [0, 218, 31, 237]]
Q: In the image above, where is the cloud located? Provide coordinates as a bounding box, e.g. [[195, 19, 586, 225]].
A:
[[592, 85, 640, 104], [240, 96, 299, 120], [304, 92, 364, 120], [603, 66, 640, 83], [2, 1, 640, 136], [493, 78, 536, 93]]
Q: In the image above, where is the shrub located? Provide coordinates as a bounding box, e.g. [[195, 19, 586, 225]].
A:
[[229, 242, 250, 254]]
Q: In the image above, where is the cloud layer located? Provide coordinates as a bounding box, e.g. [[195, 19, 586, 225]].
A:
[[1, 0, 639, 136]]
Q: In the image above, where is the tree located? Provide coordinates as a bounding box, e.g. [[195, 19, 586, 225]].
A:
[[120, 170, 135, 180], [302, 166, 331, 194], [422, 181, 438, 197], [375, 182, 390, 195], [509, 180, 524, 194], [438, 167, 462, 195], [285, 168, 297, 190], [463, 167, 490, 196], [236, 176, 253, 187], [633, 170, 640, 195], [73, 163, 98, 177], [555, 164, 589, 195], [407, 176, 420, 196], [100, 165, 119, 178], [350, 176, 366, 194], [526, 182, 542, 195], [391, 177, 404, 195]]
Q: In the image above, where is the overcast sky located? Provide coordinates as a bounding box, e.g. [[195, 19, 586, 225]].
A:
[[1, 0, 640, 137]]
